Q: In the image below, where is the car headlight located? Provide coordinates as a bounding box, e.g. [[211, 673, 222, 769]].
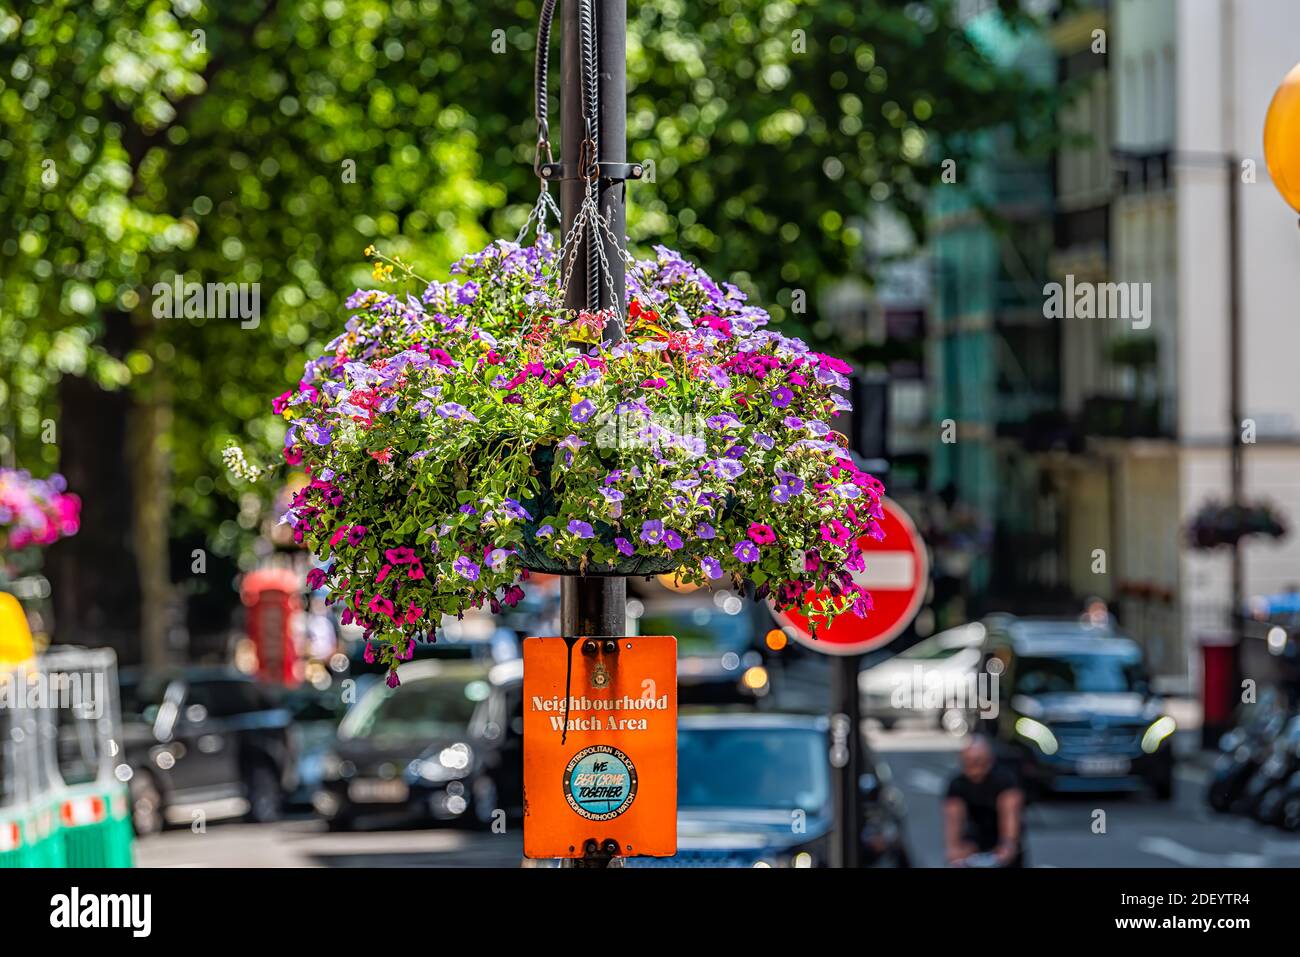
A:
[[1015, 717, 1059, 755], [1141, 716, 1177, 753], [412, 743, 474, 783]]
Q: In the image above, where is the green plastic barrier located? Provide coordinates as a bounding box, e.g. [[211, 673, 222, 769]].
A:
[[41, 648, 134, 868], [58, 782, 133, 868]]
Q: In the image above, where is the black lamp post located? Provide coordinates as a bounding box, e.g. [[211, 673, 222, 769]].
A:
[[556, 0, 629, 639]]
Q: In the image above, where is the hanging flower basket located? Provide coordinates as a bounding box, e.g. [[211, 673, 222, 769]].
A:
[[1186, 499, 1287, 550], [0, 469, 81, 555], [232, 232, 885, 681]]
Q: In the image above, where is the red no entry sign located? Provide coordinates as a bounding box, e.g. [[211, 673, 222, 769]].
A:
[[773, 497, 928, 656]]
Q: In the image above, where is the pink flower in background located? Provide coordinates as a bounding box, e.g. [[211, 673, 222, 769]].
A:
[[0, 469, 80, 552]]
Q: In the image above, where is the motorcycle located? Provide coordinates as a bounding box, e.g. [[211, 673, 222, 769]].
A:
[[1206, 691, 1290, 814], [1245, 714, 1300, 824]]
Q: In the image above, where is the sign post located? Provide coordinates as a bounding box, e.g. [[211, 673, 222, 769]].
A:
[[771, 497, 928, 867], [523, 636, 677, 863]]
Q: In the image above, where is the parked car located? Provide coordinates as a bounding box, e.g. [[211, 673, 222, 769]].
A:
[[860, 623, 985, 730], [119, 667, 296, 835], [625, 713, 910, 868], [313, 658, 522, 831], [279, 683, 352, 810], [633, 588, 769, 706], [972, 617, 1176, 799]]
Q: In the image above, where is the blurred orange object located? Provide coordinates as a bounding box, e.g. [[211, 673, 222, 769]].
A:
[[522, 635, 676, 860], [1264, 61, 1300, 213]]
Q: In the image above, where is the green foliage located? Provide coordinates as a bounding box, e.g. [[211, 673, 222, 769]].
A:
[[0, 0, 1056, 572]]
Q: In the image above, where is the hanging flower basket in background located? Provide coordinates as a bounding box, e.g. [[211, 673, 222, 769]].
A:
[[0, 469, 81, 559], [1186, 498, 1287, 550], [232, 231, 885, 682]]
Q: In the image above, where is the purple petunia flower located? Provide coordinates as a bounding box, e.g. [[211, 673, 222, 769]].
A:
[[536, 524, 555, 538], [733, 541, 760, 563], [704, 366, 731, 389], [486, 548, 513, 570], [502, 498, 533, 521], [567, 519, 595, 539], [709, 458, 745, 481], [615, 536, 635, 556], [706, 413, 741, 431], [436, 402, 479, 422], [571, 399, 597, 423], [770, 387, 794, 408], [557, 433, 588, 466], [753, 432, 775, 450], [696, 522, 716, 540], [701, 557, 723, 579], [640, 519, 664, 545], [452, 556, 480, 581], [662, 529, 684, 551], [306, 423, 333, 446]]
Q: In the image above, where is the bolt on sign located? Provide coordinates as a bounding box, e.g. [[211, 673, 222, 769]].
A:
[[523, 636, 677, 860]]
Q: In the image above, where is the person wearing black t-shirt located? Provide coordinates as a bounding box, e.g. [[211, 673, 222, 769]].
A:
[[944, 735, 1026, 867]]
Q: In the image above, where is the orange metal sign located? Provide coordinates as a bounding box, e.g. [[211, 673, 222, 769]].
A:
[[523, 635, 677, 860]]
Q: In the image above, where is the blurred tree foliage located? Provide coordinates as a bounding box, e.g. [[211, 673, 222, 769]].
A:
[[0, 0, 1057, 656]]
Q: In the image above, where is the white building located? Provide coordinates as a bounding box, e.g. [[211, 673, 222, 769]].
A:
[[1058, 0, 1300, 681]]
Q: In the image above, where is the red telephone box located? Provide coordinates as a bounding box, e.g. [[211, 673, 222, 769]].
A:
[[240, 567, 304, 686]]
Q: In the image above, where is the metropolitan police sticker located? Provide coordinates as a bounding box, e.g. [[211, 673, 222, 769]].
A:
[[563, 745, 638, 821]]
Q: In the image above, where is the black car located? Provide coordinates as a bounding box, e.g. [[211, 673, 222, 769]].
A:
[[973, 618, 1176, 799], [313, 658, 522, 831], [119, 667, 296, 835], [634, 590, 771, 706], [625, 713, 910, 868]]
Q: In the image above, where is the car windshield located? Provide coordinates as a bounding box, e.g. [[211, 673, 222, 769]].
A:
[[678, 727, 829, 811], [340, 671, 488, 743], [1016, 652, 1146, 695], [119, 674, 171, 722], [639, 605, 750, 657]]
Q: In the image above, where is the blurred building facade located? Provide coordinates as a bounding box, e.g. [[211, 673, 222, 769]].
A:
[[925, 0, 1300, 682]]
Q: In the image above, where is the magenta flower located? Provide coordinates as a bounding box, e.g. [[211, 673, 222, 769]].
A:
[[385, 670, 401, 689], [385, 546, 416, 564], [347, 526, 367, 546], [306, 567, 326, 590], [368, 594, 395, 618], [747, 523, 776, 545]]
